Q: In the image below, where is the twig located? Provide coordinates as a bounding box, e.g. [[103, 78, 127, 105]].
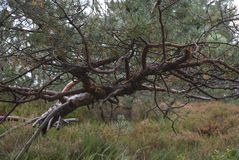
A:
[[15, 101, 70, 160], [0, 117, 39, 139], [158, 3, 166, 61]]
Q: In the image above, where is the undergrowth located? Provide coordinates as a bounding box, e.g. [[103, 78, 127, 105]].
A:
[[0, 101, 239, 160]]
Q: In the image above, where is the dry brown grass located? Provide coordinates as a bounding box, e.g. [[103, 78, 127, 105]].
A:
[[0, 101, 239, 160]]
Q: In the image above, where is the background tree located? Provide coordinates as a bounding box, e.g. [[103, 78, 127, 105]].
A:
[[0, 0, 239, 159]]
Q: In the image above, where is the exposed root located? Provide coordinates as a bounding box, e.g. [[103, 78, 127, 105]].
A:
[[15, 101, 71, 160], [0, 115, 29, 122], [14, 92, 93, 160]]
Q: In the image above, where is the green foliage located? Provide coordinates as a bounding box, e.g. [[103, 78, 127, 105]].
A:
[[1, 0, 239, 159]]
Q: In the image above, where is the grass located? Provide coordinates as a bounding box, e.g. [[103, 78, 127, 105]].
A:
[[0, 101, 239, 160]]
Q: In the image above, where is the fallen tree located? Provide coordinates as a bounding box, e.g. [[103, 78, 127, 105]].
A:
[[0, 0, 239, 159]]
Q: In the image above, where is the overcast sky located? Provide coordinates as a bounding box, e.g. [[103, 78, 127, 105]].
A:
[[234, 1, 239, 13], [94, 0, 239, 14], [0, 0, 239, 12]]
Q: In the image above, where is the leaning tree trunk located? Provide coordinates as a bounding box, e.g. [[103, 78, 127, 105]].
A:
[[15, 92, 94, 160]]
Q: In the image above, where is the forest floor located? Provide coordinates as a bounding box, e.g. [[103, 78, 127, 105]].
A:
[[0, 100, 239, 160]]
